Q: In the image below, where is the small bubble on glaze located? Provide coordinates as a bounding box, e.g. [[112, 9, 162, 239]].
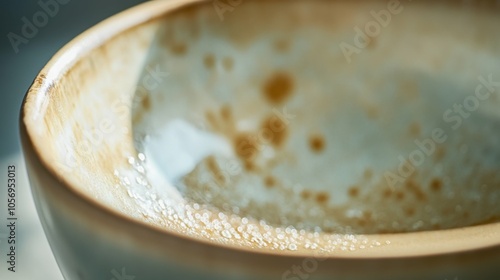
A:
[[113, 153, 382, 253]]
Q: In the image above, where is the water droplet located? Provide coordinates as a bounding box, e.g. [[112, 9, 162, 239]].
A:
[[128, 157, 135, 165], [138, 153, 146, 161]]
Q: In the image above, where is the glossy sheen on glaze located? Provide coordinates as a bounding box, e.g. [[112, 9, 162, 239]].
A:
[[130, 0, 500, 236], [20, 0, 500, 279]]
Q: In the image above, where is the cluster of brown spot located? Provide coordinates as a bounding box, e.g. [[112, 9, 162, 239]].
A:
[[299, 190, 330, 204], [231, 116, 288, 171], [261, 115, 288, 148], [203, 54, 234, 71], [202, 71, 295, 173], [232, 117, 289, 171], [195, 69, 500, 233], [218, 71, 295, 170], [356, 210, 374, 227], [205, 105, 235, 136], [233, 133, 260, 168], [404, 178, 427, 201]]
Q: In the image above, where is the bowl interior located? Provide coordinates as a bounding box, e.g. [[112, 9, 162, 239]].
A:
[[22, 0, 500, 257], [132, 0, 500, 234]]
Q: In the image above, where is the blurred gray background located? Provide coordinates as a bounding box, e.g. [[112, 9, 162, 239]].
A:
[[0, 1, 145, 279], [0, 0, 144, 158]]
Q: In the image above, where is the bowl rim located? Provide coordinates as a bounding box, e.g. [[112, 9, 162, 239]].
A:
[[20, 0, 500, 260]]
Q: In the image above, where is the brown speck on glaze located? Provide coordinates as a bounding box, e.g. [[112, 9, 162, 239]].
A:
[[315, 192, 329, 204], [434, 146, 446, 161], [233, 133, 258, 164], [132, 110, 144, 124], [357, 219, 367, 227], [264, 176, 276, 188], [363, 169, 373, 180], [408, 122, 421, 137], [470, 215, 499, 227], [405, 179, 427, 201], [401, 79, 419, 100], [348, 186, 359, 198], [262, 72, 294, 105], [363, 103, 380, 119], [223, 57, 234, 71], [442, 208, 452, 216], [141, 95, 151, 111], [261, 115, 288, 148], [274, 39, 290, 52], [170, 42, 187, 55], [363, 210, 372, 220], [206, 156, 227, 185], [204, 53, 215, 69], [383, 188, 392, 198], [206, 156, 221, 182], [358, 211, 373, 226], [405, 207, 415, 217], [366, 35, 376, 49], [309, 134, 325, 153], [430, 178, 442, 192], [206, 106, 236, 136], [220, 105, 232, 122], [243, 161, 255, 172], [300, 190, 311, 200], [205, 110, 218, 128], [395, 191, 405, 201]]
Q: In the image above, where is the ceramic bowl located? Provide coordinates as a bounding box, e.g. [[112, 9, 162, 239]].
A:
[[20, 0, 500, 279]]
